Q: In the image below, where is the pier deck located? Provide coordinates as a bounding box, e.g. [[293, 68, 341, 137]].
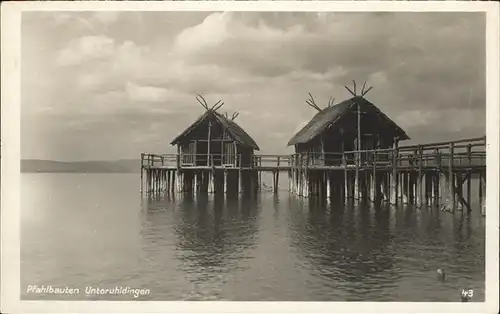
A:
[[141, 136, 487, 214]]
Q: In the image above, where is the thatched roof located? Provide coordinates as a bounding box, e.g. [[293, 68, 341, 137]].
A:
[[171, 111, 260, 150], [287, 96, 410, 146]]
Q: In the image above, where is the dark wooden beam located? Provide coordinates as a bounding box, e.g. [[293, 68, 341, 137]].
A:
[[362, 86, 373, 96], [196, 94, 209, 110], [454, 172, 471, 212], [344, 85, 356, 97]]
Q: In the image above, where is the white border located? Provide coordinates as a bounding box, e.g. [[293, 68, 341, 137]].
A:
[[1, 1, 499, 314]]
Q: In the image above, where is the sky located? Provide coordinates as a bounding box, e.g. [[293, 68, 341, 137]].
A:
[[21, 11, 486, 161]]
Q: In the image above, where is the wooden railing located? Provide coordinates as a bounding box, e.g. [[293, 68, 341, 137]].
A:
[[141, 136, 486, 170], [252, 154, 291, 169], [141, 153, 243, 168]]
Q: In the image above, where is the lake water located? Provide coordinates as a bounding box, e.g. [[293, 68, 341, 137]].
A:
[[21, 173, 485, 301]]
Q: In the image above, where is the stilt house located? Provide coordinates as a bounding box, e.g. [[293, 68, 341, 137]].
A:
[[170, 95, 260, 168], [287, 83, 410, 166]]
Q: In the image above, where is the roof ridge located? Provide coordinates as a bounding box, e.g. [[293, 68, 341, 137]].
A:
[[287, 96, 409, 146]]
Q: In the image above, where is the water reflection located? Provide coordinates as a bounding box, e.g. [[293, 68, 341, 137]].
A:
[[23, 174, 485, 301], [143, 193, 260, 300], [174, 193, 259, 268], [290, 199, 404, 300]]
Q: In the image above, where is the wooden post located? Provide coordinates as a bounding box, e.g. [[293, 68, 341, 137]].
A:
[[158, 170, 162, 193], [193, 172, 198, 195], [239, 170, 243, 194], [320, 137, 325, 166], [408, 172, 413, 204], [288, 169, 292, 193], [466, 145, 472, 212], [176, 170, 183, 193], [176, 147, 181, 169], [182, 171, 190, 194], [298, 168, 303, 197], [296, 155, 300, 195], [160, 170, 163, 193], [404, 172, 410, 204], [371, 150, 377, 202], [326, 171, 331, 201], [304, 170, 309, 198], [160, 170, 163, 192], [171, 171, 176, 194], [466, 171, 472, 213], [400, 172, 404, 204], [293, 169, 297, 195], [150, 169, 154, 194], [276, 156, 281, 193], [295, 168, 299, 196], [148, 169, 152, 193], [208, 170, 214, 193], [168, 170, 175, 195], [146, 168, 151, 193], [298, 169, 303, 197], [157, 170, 161, 193], [417, 146, 423, 207], [293, 154, 302, 195], [165, 170, 170, 194], [482, 173, 486, 216], [428, 172, 433, 206], [456, 173, 463, 211], [221, 129, 225, 165], [151, 169, 155, 194], [433, 172, 439, 207], [224, 170, 228, 194], [258, 157, 262, 190], [302, 155, 307, 197], [478, 171, 483, 212], [428, 173, 434, 206], [479, 171, 486, 215], [391, 142, 399, 205], [448, 143, 455, 211], [382, 173, 389, 202], [272, 170, 277, 194], [355, 164, 360, 201], [207, 120, 212, 166], [140, 153, 144, 193], [357, 100, 362, 166], [292, 156, 296, 195], [467, 144, 472, 165], [343, 153, 348, 201], [344, 172, 349, 202], [155, 169, 160, 192]]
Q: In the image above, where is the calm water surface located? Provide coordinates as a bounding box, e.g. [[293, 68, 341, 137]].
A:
[[21, 173, 485, 301]]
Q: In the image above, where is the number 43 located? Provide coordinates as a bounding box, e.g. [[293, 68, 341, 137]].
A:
[[461, 289, 474, 298]]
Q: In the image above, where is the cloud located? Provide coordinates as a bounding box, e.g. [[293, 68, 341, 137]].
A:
[[56, 35, 115, 66], [91, 12, 120, 26], [21, 11, 486, 160], [125, 82, 173, 103]]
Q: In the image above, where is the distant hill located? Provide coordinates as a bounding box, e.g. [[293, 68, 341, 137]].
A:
[[21, 159, 140, 173]]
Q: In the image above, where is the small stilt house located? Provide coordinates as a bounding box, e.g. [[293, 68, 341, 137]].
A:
[[170, 95, 260, 168], [287, 82, 410, 166]]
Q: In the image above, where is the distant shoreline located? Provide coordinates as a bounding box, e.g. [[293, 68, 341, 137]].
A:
[[21, 159, 140, 174], [22, 171, 139, 174]]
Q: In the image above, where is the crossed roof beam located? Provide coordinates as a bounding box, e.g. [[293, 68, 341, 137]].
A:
[[196, 93, 239, 120]]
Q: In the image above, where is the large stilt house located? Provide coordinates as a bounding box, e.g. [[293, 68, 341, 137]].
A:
[[287, 82, 410, 166], [170, 95, 260, 168]]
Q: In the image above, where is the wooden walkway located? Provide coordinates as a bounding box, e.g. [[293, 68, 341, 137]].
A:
[[141, 136, 486, 214], [142, 137, 486, 171]]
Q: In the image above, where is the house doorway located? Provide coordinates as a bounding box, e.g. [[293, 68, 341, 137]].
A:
[[223, 142, 236, 166]]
